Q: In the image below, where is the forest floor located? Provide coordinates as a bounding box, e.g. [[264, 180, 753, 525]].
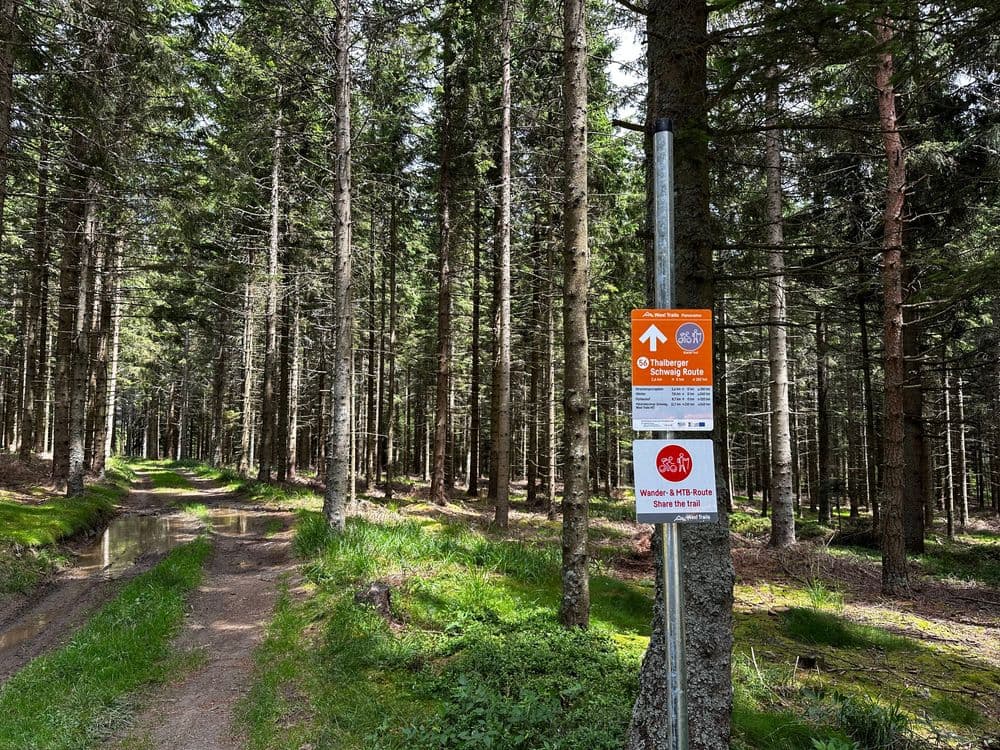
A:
[[0, 460, 998, 749], [196, 469, 998, 750]]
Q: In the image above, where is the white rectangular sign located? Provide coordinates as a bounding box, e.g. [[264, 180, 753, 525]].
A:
[[633, 439, 718, 523]]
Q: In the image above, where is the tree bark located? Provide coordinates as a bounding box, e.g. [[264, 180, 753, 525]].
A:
[[19, 130, 49, 458], [875, 11, 909, 595], [628, 3, 734, 747], [430, 7, 455, 507], [365, 219, 378, 490], [324, 0, 353, 532], [902, 294, 925, 551], [384, 198, 399, 500], [992, 297, 1000, 515], [0, 0, 16, 251], [764, 74, 795, 547], [211, 310, 227, 467], [468, 192, 482, 497], [858, 285, 881, 527], [492, 0, 514, 526], [875, 11, 909, 596], [258, 101, 283, 482], [238, 248, 255, 476], [717, 301, 733, 513], [286, 285, 301, 479], [954, 373, 969, 530], [544, 224, 557, 520], [93, 229, 123, 476], [816, 310, 831, 524], [559, 0, 590, 629], [67, 182, 99, 497], [943, 368, 955, 538]]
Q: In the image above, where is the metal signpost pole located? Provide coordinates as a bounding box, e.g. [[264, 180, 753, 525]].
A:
[[652, 117, 689, 750]]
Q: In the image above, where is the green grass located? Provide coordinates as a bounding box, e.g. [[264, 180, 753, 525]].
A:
[[147, 468, 192, 491], [241, 512, 650, 750], [234, 484, 1000, 750], [0, 459, 132, 594], [929, 695, 982, 727], [0, 545, 67, 594], [0, 537, 211, 750], [179, 461, 323, 510], [225, 477, 1000, 750], [915, 535, 1000, 587], [0, 491, 117, 548], [781, 608, 918, 652]]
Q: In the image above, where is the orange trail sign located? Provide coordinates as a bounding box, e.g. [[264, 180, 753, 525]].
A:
[[631, 309, 713, 431]]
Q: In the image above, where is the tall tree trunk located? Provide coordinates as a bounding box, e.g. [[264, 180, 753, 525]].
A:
[[19, 131, 49, 458], [54, 119, 101, 493], [430, 7, 455, 507], [992, 297, 1000, 515], [85, 242, 105, 472], [527, 217, 543, 508], [789, 359, 802, 516], [492, 0, 514, 526], [875, 12, 909, 595], [467, 192, 482, 497], [324, 0, 353, 532], [365, 219, 378, 490], [286, 285, 301, 479], [258, 102, 283, 482], [384, 199, 399, 500], [211, 313, 227, 467], [559, 0, 590, 628], [943, 369, 955, 538], [816, 310, 831, 524], [717, 302, 733, 513], [238, 249, 255, 476], [67, 183, 99, 497], [902, 294, 925, 551], [544, 225, 558, 520], [858, 285, 881, 527], [94, 229, 123, 476], [846, 408, 861, 518], [628, 3, 734, 746], [954, 373, 969, 530], [764, 75, 795, 548]]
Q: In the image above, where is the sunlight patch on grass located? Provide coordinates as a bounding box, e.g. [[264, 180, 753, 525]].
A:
[[0, 491, 116, 547]]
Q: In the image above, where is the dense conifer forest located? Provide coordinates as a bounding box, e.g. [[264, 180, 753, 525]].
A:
[[0, 1, 997, 748]]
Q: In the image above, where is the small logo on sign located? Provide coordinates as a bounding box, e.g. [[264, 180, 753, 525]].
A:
[[675, 322, 705, 352], [656, 444, 693, 482], [636, 356, 650, 370]]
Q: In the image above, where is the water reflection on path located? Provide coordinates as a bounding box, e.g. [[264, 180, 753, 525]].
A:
[[1, 506, 286, 659]]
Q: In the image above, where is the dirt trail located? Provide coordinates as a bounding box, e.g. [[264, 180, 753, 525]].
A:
[[111, 473, 298, 750], [0, 475, 201, 681]]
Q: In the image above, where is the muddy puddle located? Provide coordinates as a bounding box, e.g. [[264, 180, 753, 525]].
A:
[[1, 507, 285, 658]]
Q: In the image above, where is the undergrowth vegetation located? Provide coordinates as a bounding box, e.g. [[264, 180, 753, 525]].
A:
[[242, 512, 647, 750], [154, 462, 998, 750]]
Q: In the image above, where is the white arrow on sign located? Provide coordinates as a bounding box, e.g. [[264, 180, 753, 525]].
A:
[[639, 323, 668, 352]]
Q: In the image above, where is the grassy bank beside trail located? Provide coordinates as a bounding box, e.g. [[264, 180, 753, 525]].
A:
[[233, 481, 999, 750], [179, 461, 323, 510], [0, 458, 134, 594], [0, 537, 212, 750]]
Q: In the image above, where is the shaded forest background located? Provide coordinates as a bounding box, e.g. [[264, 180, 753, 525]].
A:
[[0, 0, 998, 566]]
